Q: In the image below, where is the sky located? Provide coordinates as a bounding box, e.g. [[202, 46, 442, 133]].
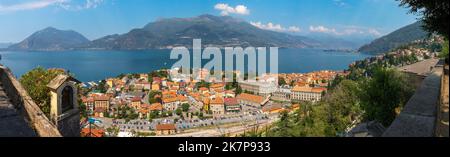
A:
[[0, 0, 419, 43]]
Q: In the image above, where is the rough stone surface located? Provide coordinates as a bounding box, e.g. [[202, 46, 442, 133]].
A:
[[401, 75, 440, 117], [383, 113, 435, 137], [0, 82, 37, 137], [57, 112, 81, 137], [435, 64, 449, 137]]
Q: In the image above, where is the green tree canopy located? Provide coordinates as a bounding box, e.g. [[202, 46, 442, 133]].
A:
[[175, 108, 182, 116], [439, 40, 449, 61], [359, 67, 414, 126], [19, 67, 65, 117], [399, 0, 449, 39], [181, 103, 190, 112], [268, 80, 362, 137]]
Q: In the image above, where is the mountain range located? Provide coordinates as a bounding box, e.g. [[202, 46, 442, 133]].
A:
[[7, 15, 325, 51], [358, 21, 429, 54], [5, 14, 427, 53], [84, 14, 322, 50], [8, 27, 90, 51], [0, 42, 13, 49]]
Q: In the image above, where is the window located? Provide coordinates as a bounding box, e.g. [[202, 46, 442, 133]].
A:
[[61, 86, 74, 113]]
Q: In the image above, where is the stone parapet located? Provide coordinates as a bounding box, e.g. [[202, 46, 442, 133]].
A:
[[383, 60, 444, 137], [0, 65, 61, 137]]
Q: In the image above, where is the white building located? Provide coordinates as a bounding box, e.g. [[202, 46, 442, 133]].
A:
[[272, 85, 292, 101], [238, 81, 277, 97]]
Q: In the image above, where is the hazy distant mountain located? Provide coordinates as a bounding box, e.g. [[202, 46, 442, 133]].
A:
[[8, 27, 90, 51], [0, 42, 13, 49], [307, 33, 372, 50], [85, 14, 322, 50], [358, 21, 428, 54]]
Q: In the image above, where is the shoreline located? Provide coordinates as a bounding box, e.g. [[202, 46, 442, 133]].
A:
[[0, 49, 373, 82]]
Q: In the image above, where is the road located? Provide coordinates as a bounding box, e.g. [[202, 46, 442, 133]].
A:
[[94, 111, 277, 134], [162, 114, 279, 137]]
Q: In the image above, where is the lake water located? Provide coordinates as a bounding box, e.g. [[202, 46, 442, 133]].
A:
[[0, 49, 371, 82]]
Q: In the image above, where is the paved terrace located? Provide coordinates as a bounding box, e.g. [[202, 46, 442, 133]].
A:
[[398, 58, 440, 76], [0, 80, 36, 136], [0, 65, 61, 137]]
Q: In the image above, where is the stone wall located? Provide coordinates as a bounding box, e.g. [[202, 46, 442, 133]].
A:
[[382, 60, 444, 137], [435, 63, 449, 137], [57, 113, 81, 137], [0, 66, 62, 137]]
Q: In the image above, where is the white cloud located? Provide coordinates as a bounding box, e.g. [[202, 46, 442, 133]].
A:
[[59, 0, 105, 11], [85, 0, 104, 9], [0, 0, 105, 13], [309, 25, 382, 36], [251, 21, 301, 33], [0, 0, 67, 12], [333, 0, 347, 7], [309, 25, 338, 34], [288, 26, 301, 32], [214, 3, 249, 16], [367, 28, 382, 36]]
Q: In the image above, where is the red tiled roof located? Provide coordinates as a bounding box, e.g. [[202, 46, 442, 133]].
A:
[[81, 128, 104, 137], [224, 98, 239, 106], [140, 104, 150, 109], [236, 93, 264, 104], [149, 103, 163, 111], [82, 97, 94, 103], [210, 97, 224, 105], [94, 95, 110, 101], [155, 124, 176, 131], [131, 96, 141, 102], [199, 87, 208, 91]]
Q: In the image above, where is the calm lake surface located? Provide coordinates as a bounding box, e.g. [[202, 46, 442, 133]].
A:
[[0, 49, 372, 82]]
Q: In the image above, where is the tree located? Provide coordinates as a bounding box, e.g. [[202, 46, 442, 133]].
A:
[[320, 80, 362, 136], [272, 111, 291, 136], [439, 40, 449, 61], [359, 67, 414, 126], [289, 80, 295, 86], [181, 103, 190, 112], [278, 77, 287, 86], [97, 80, 108, 93], [79, 102, 88, 118], [399, 0, 449, 39], [268, 79, 363, 137], [103, 111, 110, 118], [106, 126, 119, 137], [198, 112, 204, 119], [225, 82, 236, 90], [197, 80, 210, 88], [235, 85, 243, 94], [148, 91, 162, 104], [175, 108, 182, 116], [19, 67, 65, 117], [150, 111, 159, 119]]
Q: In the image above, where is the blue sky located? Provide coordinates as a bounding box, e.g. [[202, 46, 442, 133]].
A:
[[0, 0, 418, 43]]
